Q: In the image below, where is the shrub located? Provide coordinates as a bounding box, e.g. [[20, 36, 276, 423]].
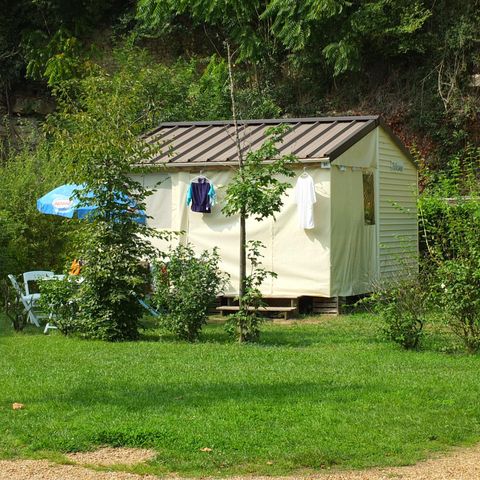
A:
[[38, 277, 80, 335], [419, 148, 480, 352], [152, 244, 228, 341], [434, 260, 480, 353], [368, 274, 428, 350]]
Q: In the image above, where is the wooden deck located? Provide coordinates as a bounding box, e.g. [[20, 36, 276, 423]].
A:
[[216, 294, 343, 317], [217, 294, 300, 320], [216, 305, 297, 320]]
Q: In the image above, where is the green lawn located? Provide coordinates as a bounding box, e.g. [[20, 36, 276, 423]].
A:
[[1, 313, 480, 477]]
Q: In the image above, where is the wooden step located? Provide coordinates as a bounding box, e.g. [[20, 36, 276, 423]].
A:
[[312, 297, 342, 315], [216, 305, 297, 320]]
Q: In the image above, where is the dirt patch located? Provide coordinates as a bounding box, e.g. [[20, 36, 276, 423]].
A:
[[0, 459, 159, 479], [66, 447, 156, 467], [237, 444, 480, 480], [315, 443, 480, 479], [1, 444, 480, 479]]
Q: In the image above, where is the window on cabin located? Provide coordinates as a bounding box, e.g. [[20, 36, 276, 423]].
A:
[[363, 172, 375, 225]]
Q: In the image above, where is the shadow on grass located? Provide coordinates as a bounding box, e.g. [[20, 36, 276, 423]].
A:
[[0, 315, 41, 337], [40, 378, 374, 413], [1, 311, 463, 354], [139, 313, 384, 348]]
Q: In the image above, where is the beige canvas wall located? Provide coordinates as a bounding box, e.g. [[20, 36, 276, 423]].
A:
[[140, 167, 331, 297], [330, 130, 378, 296]]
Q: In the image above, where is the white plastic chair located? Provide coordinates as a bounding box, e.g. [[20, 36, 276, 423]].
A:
[[8, 274, 42, 327], [23, 271, 54, 296]]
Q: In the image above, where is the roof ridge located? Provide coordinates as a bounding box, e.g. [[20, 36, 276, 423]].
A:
[[149, 115, 380, 130]]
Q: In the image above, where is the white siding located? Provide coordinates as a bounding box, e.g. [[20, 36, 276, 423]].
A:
[[378, 128, 418, 280]]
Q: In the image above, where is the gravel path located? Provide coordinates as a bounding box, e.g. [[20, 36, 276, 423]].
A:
[[1, 444, 480, 480]]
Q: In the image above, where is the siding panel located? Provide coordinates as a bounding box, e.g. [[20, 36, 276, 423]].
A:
[[378, 128, 418, 280]]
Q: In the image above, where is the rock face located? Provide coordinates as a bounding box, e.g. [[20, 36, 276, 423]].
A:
[[0, 116, 43, 151], [11, 94, 55, 116], [0, 87, 54, 151]]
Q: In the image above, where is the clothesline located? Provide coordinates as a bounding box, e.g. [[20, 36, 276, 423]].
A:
[[185, 173, 317, 230]]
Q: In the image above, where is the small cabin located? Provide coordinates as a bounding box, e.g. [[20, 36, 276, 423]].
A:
[[135, 116, 418, 314]]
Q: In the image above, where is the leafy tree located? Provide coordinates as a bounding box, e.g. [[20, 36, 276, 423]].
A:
[[24, 27, 87, 87], [0, 142, 75, 280], [221, 125, 296, 342], [135, 0, 274, 64], [135, 0, 433, 76], [222, 44, 296, 342], [1, 0, 129, 92], [46, 56, 164, 341]]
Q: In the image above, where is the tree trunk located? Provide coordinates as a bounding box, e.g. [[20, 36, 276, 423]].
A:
[[238, 206, 246, 342], [226, 42, 247, 342]]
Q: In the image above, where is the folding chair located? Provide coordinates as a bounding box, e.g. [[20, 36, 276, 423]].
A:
[[23, 271, 54, 296], [8, 274, 42, 327]]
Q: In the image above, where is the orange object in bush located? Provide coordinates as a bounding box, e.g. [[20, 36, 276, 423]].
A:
[[69, 259, 82, 276]]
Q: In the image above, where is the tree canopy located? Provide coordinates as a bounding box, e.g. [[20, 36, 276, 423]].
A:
[[1, 0, 479, 161]]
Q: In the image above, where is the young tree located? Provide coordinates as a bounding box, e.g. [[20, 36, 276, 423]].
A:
[[47, 62, 164, 341], [222, 43, 296, 342]]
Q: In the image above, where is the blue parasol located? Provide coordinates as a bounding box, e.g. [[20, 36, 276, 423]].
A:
[[37, 184, 146, 224]]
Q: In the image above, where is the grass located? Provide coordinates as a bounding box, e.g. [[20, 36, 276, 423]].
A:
[[1, 313, 480, 477]]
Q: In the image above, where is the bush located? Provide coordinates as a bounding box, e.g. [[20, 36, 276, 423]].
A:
[[419, 148, 480, 353], [152, 244, 228, 341], [38, 277, 80, 335], [434, 260, 480, 353], [74, 224, 153, 341], [368, 274, 428, 350]]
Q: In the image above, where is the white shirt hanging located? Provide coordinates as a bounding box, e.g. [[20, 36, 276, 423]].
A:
[[295, 173, 316, 229]]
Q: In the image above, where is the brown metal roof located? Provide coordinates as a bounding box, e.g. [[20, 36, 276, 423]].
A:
[[141, 115, 412, 166]]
